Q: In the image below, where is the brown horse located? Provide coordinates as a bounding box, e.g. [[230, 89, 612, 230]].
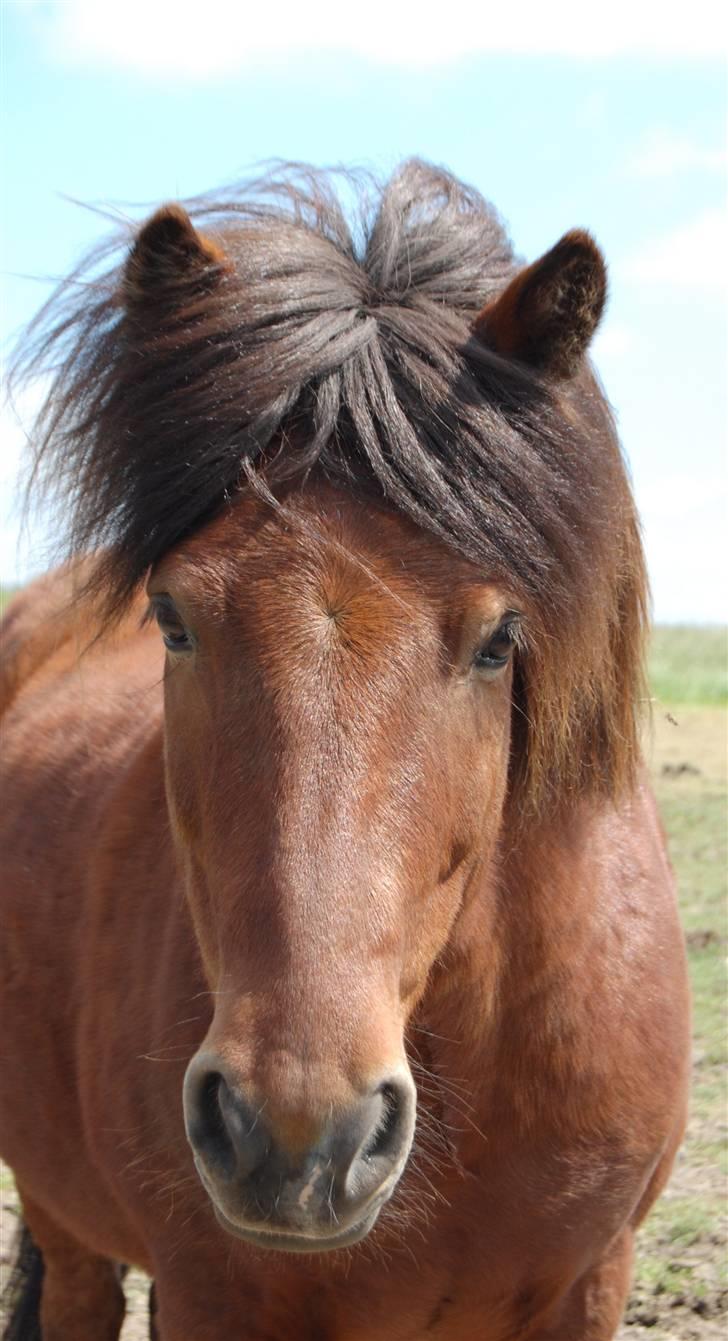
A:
[[0, 162, 690, 1341]]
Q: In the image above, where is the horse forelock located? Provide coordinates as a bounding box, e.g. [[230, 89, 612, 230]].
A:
[[12, 159, 648, 818]]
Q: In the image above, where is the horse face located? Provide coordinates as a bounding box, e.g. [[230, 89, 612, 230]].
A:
[[148, 483, 516, 1251]]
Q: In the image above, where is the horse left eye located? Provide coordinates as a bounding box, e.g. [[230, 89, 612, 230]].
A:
[[473, 620, 519, 672]]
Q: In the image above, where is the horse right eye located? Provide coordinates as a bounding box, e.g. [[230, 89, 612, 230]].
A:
[[161, 626, 193, 652], [151, 598, 194, 653]]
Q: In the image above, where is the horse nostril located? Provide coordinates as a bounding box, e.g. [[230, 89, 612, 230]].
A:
[[200, 1071, 224, 1126], [191, 1070, 236, 1180], [185, 1055, 276, 1190], [341, 1075, 414, 1211], [364, 1081, 406, 1162]]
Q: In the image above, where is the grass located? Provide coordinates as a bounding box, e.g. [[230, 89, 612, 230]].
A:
[[649, 625, 728, 706], [622, 627, 727, 1336]]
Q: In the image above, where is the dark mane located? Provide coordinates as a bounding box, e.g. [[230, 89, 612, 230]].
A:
[[12, 159, 648, 813]]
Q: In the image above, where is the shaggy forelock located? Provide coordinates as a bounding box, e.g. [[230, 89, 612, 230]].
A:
[[12, 159, 648, 814]]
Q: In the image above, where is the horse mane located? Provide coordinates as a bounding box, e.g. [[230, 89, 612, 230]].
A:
[[11, 159, 648, 816]]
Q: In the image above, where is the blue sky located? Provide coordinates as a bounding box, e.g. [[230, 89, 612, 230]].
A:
[[1, 0, 726, 620]]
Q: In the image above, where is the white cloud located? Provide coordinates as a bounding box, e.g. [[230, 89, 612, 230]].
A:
[[626, 130, 727, 179], [637, 474, 728, 623], [18, 0, 728, 78], [621, 207, 728, 289]]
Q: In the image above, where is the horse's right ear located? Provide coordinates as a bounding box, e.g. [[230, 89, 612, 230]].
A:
[[124, 205, 229, 309]]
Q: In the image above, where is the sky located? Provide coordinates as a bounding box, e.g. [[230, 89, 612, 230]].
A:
[[1, 0, 726, 621]]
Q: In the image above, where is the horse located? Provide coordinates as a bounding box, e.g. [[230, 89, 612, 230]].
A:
[[0, 162, 690, 1341]]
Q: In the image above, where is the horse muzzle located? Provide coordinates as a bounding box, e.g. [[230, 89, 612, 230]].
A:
[[182, 1050, 416, 1251]]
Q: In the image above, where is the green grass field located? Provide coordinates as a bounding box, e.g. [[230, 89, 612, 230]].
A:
[[1, 617, 726, 1338], [649, 626, 728, 708]]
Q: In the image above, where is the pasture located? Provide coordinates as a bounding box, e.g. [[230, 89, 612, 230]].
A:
[[615, 628, 727, 1339], [1, 616, 725, 1338]]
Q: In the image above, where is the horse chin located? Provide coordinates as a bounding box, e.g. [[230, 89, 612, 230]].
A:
[[212, 1203, 382, 1254]]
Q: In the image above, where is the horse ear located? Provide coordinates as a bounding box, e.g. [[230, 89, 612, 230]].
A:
[[124, 205, 228, 308], [473, 230, 607, 380]]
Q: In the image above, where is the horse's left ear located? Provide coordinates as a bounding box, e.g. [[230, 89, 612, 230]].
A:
[[124, 204, 228, 309], [473, 231, 607, 380]]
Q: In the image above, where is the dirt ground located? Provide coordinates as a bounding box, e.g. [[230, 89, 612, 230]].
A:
[[1, 706, 725, 1338]]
